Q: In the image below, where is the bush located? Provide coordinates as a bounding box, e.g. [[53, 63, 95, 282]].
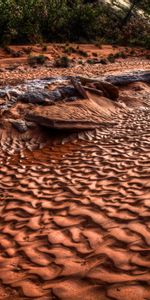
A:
[[64, 46, 77, 54], [87, 59, 95, 65], [114, 52, 128, 59], [78, 49, 88, 57], [99, 58, 108, 65], [23, 47, 32, 54], [107, 54, 115, 63], [28, 55, 47, 66], [54, 56, 70, 68], [0, 0, 149, 48]]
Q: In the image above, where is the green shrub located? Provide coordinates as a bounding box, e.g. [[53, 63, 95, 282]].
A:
[[78, 49, 88, 57], [87, 59, 95, 64], [54, 56, 70, 68], [99, 58, 108, 65], [23, 47, 32, 54], [28, 54, 47, 66], [114, 52, 128, 59], [107, 54, 115, 63], [64, 46, 77, 54], [3, 46, 13, 54], [0, 0, 149, 48]]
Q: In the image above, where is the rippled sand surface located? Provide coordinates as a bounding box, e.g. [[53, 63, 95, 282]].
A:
[[0, 95, 150, 299]]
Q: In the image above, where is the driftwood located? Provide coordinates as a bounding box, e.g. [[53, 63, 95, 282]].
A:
[[6, 92, 11, 101], [17, 87, 79, 104], [78, 72, 150, 87], [78, 76, 119, 100], [105, 71, 150, 86], [83, 86, 104, 96], [71, 78, 89, 99]]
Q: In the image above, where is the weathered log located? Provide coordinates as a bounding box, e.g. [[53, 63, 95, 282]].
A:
[[17, 90, 61, 104], [71, 78, 89, 99], [83, 86, 104, 96], [105, 71, 150, 86], [17, 87, 79, 104], [78, 76, 119, 100], [6, 92, 11, 101]]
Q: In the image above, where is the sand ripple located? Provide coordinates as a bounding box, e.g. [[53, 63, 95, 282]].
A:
[[0, 87, 150, 299]]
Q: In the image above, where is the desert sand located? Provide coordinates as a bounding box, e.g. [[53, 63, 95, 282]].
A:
[[0, 44, 150, 300]]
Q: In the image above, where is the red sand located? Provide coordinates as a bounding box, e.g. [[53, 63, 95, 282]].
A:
[[0, 45, 150, 299]]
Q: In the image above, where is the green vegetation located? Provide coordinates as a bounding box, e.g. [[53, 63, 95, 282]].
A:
[[0, 0, 149, 47], [54, 56, 70, 68], [28, 54, 47, 65]]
